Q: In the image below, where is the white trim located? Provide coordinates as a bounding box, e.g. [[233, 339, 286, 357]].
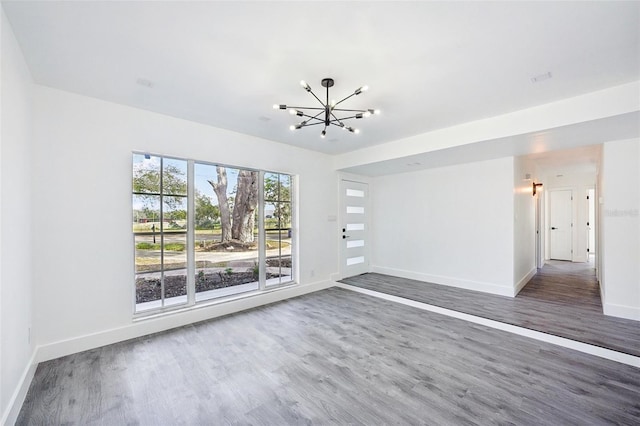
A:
[[336, 283, 640, 368], [36, 280, 332, 363], [514, 267, 537, 296], [2, 349, 38, 426], [371, 265, 515, 297], [603, 302, 640, 321]]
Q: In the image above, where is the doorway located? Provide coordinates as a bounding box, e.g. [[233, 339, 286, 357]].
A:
[[548, 189, 573, 261], [339, 179, 369, 278]]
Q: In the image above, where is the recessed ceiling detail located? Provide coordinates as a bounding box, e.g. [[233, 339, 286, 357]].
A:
[[531, 72, 553, 83], [136, 78, 154, 88], [273, 78, 380, 139]]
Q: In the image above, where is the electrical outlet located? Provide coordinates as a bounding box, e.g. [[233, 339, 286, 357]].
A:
[[310, 269, 315, 277]]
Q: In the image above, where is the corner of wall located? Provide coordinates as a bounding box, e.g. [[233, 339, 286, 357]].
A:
[[1, 5, 37, 423], [603, 303, 640, 322], [514, 267, 537, 296], [1, 349, 37, 426]]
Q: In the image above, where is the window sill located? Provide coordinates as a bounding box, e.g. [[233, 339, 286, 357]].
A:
[[133, 281, 298, 322]]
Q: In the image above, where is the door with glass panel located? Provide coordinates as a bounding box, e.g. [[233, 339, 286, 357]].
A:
[[340, 179, 369, 278]]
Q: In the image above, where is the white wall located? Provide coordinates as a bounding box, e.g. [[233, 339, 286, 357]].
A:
[[370, 157, 515, 296], [601, 138, 640, 320], [1, 7, 36, 424], [513, 156, 537, 293], [30, 86, 338, 359]]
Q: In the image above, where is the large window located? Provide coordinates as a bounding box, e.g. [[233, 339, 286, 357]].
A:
[[132, 153, 295, 313], [264, 172, 292, 287]]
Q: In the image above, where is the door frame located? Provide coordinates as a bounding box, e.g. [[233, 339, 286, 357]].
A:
[[547, 188, 574, 261], [338, 173, 372, 279], [535, 191, 544, 268]]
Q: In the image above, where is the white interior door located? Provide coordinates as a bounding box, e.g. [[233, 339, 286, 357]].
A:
[[340, 180, 369, 278], [549, 189, 573, 261]]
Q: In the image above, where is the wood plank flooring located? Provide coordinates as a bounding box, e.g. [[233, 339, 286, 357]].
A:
[[340, 261, 640, 357], [17, 288, 640, 425]]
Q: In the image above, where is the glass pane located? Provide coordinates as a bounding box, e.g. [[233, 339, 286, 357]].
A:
[[346, 188, 365, 197], [347, 239, 365, 248], [266, 240, 293, 287], [163, 233, 187, 306], [279, 202, 292, 229], [163, 158, 187, 196], [264, 172, 279, 202], [133, 193, 161, 311], [265, 201, 279, 230], [264, 172, 291, 203], [132, 194, 161, 233], [134, 234, 162, 309], [163, 196, 187, 233], [347, 256, 365, 266], [280, 174, 291, 202], [132, 153, 160, 193], [346, 206, 365, 214], [194, 164, 259, 301]]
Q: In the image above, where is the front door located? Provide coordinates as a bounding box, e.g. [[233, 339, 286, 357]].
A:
[[549, 189, 573, 261], [340, 179, 369, 278]]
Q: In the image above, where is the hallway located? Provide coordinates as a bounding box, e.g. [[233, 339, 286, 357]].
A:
[[518, 260, 601, 310]]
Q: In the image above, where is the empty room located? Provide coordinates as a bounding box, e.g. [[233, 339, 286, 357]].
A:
[[2, 1, 639, 425]]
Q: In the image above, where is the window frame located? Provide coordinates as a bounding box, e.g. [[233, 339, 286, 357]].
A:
[[132, 152, 297, 316]]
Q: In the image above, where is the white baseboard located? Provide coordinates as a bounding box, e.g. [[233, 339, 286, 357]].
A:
[[36, 280, 333, 363], [2, 349, 37, 426], [371, 266, 515, 297], [603, 302, 640, 321], [514, 267, 537, 296]]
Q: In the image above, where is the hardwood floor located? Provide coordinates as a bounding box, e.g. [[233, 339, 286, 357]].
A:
[[17, 288, 640, 425], [340, 262, 640, 357]]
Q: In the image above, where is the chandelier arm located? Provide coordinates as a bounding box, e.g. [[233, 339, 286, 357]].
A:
[[329, 115, 344, 128], [304, 110, 325, 122], [333, 92, 357, 107], [331, 115, 359, 121], [299, 121, 325, 127], [329, 110, 350, 126], [307, 88, 327, 108], [331, 108, 370, 113], [286, 106, 326, 111]]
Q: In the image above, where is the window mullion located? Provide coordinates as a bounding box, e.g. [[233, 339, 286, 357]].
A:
[[187, 160, 195, 305], [258, 170, 266, 290], [160, 157, 165, 308]]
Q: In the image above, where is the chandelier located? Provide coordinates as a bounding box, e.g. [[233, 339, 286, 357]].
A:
[[273, 78, 380, 138]]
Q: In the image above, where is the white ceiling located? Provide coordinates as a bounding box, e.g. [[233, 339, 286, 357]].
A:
[[3, 1, 639, 156]]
